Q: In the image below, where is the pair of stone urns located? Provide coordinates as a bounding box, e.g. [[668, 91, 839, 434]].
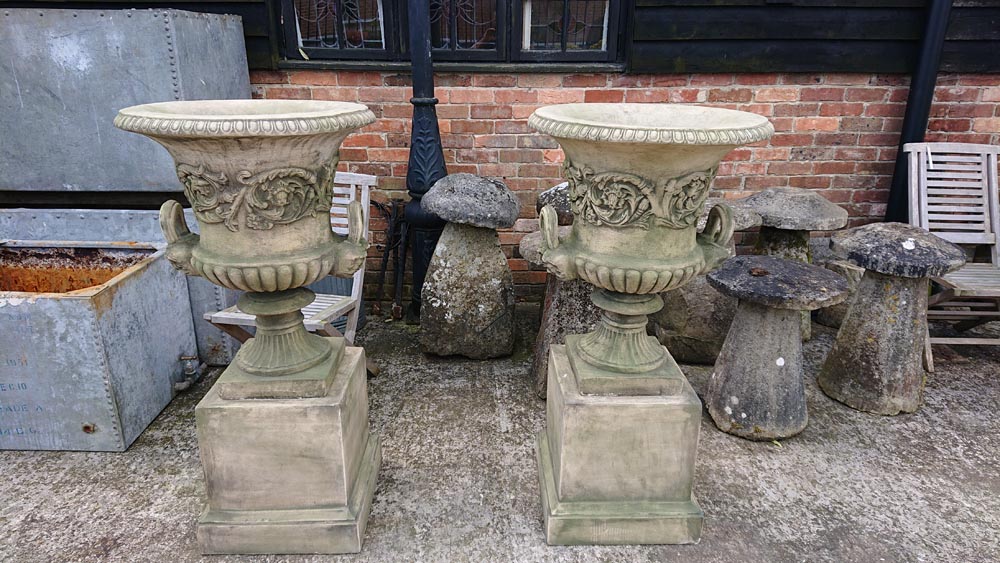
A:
[[114, 99, 922, 553]]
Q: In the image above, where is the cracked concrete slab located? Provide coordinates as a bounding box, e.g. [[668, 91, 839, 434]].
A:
[[1, 306, 998, 562]]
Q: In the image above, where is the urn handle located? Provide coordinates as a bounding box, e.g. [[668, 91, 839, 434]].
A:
[[330, 200, 369, 278], [697, 203, 735, 272], [158, 200, 201, 277], [538, 204, 578, 281], [540, 205, 560, 251]]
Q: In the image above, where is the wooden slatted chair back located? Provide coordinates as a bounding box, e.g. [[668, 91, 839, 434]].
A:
[[906, 142, 1000, 265], [331, 171, 377, 301]]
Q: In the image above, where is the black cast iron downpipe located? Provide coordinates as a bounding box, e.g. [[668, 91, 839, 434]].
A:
[[404, 0, 448, 322], [885, 0, 953, 222]]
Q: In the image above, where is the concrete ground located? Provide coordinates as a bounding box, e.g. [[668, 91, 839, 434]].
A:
[[2, 304, 999, 562]]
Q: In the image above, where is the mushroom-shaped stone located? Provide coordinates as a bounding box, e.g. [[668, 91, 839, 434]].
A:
[[520, 228, 600, 397], [536, 182, 573, 226], [707, 255, 848, 440], [651, 198, 761, 365], [420, 174, 520, 359], [818, 222, 967, 415], [423, 172, 519, 229], [738, 187, 849, 340]]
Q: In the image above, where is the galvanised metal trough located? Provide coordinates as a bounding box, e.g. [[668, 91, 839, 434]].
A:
[[0, 241, 196, 451]]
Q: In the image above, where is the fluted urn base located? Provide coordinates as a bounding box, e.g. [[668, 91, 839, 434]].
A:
[[567, 290, 685, 396], [216, 288, 344, 400]]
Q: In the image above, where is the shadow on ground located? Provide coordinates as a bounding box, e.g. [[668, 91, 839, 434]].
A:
[[2, 304, 998, 562]]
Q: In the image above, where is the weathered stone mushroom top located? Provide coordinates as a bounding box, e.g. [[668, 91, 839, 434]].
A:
[[737, 187, 848, 231], [519, 227, 572, 266], [423, 173, 520, 229], [536, 182, 573, 226], [830, 222, 967, 278], [708, 255, 849, 311], [698, 198, 762, 232]]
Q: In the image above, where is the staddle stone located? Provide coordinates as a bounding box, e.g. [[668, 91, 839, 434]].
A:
[[740, 187, 849, 232], [423, 173, 519, 229], [708, 255, 849, 311], [818, 222, 966, 415], [421, 174, 519, 359], [830, 222, 966, 278], [707, 255, 848, 440]]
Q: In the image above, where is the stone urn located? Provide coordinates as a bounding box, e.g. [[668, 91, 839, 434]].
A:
[[531, 104, 774, 395], [115, 100, 380, 554], [528, 103, 773, 545]]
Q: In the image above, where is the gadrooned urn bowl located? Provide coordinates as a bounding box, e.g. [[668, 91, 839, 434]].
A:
[[529, 103, 774, 294], [115, 100, 376, 292]]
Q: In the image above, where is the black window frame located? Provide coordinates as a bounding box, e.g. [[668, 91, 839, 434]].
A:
[[279, 0, 626, 66]]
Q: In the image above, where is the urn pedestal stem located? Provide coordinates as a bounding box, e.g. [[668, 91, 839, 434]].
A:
[[568, 290, 686, 395]]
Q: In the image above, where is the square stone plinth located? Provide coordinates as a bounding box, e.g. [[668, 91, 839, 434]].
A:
[[195, 344, 380, 555], [537, 345, 703, 545]]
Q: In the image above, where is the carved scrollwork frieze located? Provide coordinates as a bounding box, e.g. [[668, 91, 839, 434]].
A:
[[176, 163, 328, 232], [563, 160, 717, 230]]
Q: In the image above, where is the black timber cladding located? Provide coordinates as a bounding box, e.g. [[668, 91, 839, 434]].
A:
[[1, 1, 998, 73], [630, 0, 1000, 74], [1, 0, 277, 69]]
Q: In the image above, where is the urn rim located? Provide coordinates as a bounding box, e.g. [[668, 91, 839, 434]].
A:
[[114, 99, 376, 139], [528, 103, 774, 146]]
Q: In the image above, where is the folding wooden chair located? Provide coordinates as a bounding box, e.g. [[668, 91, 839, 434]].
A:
[[905, 142, 1000, 368], [206, 171, 376, 346]]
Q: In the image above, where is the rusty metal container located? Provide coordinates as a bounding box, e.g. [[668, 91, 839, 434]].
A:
[[0, 241, 196, 451]]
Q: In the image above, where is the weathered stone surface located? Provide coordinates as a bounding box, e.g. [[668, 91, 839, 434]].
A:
[[831, 222, 967, 278], [709, 301, 807, 440], [818, 272, 930, 415], [738, 187, 848, 231], [536, 182, 574, 226], [698, 198, 762, 232], [650, 276, 736, 364], [708, 255, 849, 311], [815, 260, 864, 329], [519, 227, 572, 267], [538, 345, 703, 544], [196, 347, 379, 554], [423, 173, 519, 229], [532, 277, 601, 398], [421, 223, 515, 359], [754, 226, 812, 263]]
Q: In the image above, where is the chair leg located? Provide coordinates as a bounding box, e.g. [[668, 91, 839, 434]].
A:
[[346, 306, 360, 346], [923, 323, 935, 373]]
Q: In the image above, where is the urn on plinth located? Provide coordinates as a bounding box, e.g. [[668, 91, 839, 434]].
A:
[[115, 100, 380, 554], [528, 103, 774, 545]]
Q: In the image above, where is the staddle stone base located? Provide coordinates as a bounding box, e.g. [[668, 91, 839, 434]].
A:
[[196, 346, 380, 554], [537, 345, 703, 545]]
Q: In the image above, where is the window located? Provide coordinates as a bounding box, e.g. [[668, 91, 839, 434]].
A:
[[281, 0, 623, 64]]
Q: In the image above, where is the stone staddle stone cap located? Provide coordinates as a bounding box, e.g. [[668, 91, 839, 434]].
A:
[[698, 197, 762, 232], [830, 222, 967, 278], [739, 187, 848, 231], [708, 255, 849, 311], [518, 226, 572, 266], [536, 182, 573, 226], [423, 173, 520, 229]]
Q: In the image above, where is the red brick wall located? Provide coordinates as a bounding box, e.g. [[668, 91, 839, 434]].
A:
[[250, 70, 1000, 303]]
